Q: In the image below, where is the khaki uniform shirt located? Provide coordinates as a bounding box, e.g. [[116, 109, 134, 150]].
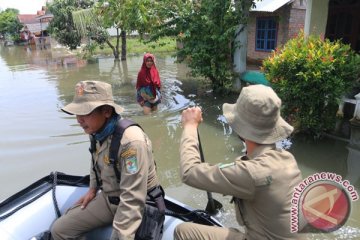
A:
[[90, 126, 159, 239], [180, 127, 302, 240]]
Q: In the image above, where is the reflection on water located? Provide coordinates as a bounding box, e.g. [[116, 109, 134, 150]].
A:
[[0, 45, 359, 239]]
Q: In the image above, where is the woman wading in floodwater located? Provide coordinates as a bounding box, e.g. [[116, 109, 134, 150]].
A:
[[136, 53, 162, 115]]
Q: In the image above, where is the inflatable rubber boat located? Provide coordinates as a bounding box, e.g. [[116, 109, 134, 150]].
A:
[[0, 172, 223, 240]]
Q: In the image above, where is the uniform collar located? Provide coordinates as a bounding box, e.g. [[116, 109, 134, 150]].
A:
[[96, 135, 112, 154], [247, 144, 276, 159]]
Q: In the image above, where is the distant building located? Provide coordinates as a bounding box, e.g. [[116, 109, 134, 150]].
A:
[[18, 6, 53, 37], [17, 5, 53, 49], [18, 14, 41, 38]]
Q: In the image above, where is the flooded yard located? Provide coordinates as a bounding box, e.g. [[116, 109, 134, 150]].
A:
[[0, 44, 359, 239]]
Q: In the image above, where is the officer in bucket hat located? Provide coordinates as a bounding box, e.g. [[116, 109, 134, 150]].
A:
[[52, 81, 164, 240], [175, 84, 302, 240], [61, 80, 124, 116]]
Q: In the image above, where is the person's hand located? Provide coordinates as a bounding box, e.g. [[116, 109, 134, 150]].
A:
[[181, 106, 203, 129], [76, 188, 97, 209], [148, 95, 159, 103]]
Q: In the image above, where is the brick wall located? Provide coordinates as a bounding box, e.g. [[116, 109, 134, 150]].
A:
[[288, 8, 306, 39], [246, 1, 306, 63]]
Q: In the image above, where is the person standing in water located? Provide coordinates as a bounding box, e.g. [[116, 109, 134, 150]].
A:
[[136, 53, 162, 114]]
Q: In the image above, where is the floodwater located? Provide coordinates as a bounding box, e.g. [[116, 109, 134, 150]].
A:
[[0, 44, 359, 239]]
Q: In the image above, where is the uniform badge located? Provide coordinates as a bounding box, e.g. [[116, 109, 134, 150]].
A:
[[103, 155, 110, 165], [121, 147, 138, 174]]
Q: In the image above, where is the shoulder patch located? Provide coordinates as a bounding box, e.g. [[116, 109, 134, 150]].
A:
[[218, 162, 235, 169], [121, 147, 138, 174], [125, 157, 138, 174]]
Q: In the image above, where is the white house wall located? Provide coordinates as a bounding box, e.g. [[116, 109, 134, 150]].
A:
[[304, 0, 329, 36]]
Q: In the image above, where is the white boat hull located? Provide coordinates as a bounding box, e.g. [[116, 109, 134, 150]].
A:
[[0, 173, 222, 240]]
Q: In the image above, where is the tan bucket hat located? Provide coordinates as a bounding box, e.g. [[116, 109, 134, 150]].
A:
[[222, 84, 293, 144], [61, 81, 124, 115]]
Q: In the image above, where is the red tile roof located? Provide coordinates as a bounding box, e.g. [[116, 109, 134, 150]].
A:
[[17, 14, 38, 24]]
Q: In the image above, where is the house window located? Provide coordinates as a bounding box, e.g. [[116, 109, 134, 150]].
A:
[[256, 17, 277, 51]]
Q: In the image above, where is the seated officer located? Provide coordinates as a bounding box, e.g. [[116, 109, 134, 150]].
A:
[[175, 84, 302, 239], [51, 80, 164, 240]]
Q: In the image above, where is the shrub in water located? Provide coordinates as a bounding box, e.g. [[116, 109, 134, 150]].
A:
[[262, 32, 360, 137]]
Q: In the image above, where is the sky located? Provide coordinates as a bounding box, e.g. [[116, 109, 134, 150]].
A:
[[0, 0, 48, 14]]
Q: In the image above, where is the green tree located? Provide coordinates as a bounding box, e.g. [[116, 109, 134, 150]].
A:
[[71, 0, 162, 61], [148, 0, 255, 92], [71, 8, 109, 59], [47, 0, 94, 50], [92, 0, 162, 60], [0, 8, 22, 40], [262, 32, 360, 137]]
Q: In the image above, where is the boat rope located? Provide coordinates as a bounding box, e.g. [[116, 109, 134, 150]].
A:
[[165, 208, 211, 219], [48, 172, 91, 218], [0, 172, 88, 221], [50, 172, 62, 218]]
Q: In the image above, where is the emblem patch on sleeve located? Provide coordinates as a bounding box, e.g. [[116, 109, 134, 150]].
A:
[[121, 147, 138, 174], [125, 157, 138, 174]]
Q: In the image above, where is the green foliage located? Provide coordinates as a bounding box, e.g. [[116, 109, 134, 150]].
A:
[[70, 0, 169, 60], [82, 41, 97, 59], [90, 36, 176, 56], [47, 0, 95, 50], [88, 27, 108, 45], [262, 32, 360, 137], [92, 0, 165, 60], [148, 0, 255, 92], [71, 8, 110, 59], [72, 8, 99, 38], [94, 0, 158, 35], [92, 0, 129, 60], [0, 8, 22, 39]]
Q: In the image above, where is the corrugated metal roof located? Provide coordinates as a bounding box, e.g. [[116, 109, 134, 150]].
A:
[[22, 22, 50, 33], [36, 13, 54, 20], [251, 0, 294, 12], [24, 23, 42, 33]]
